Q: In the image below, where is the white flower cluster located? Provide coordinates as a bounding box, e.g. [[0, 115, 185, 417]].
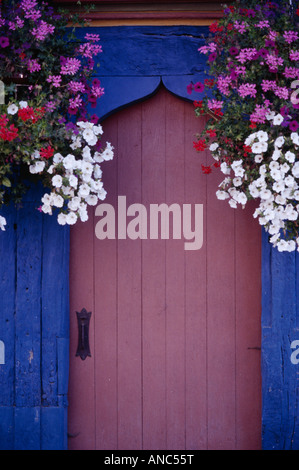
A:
[[29, 120, 114, 226], [211, 115, 299, 252]]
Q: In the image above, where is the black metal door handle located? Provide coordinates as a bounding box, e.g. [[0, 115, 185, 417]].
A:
[[76, 308, 91, 360]]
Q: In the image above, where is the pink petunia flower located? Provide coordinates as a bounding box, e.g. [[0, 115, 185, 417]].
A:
[[283, 31, 299, 44], [238, 83, 257, 98], [60, 58, 81, 76], [28, 59, 41, 73], [46, 75, 62, 87]]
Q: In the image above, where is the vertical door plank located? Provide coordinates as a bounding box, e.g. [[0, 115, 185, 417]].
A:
[[15, 202, 42, 409], [0, 205, 16, 449], [142, 90, 167, 450], [117, 104, 143, 449], [94, 115, 118, 450], [184, 110, 208, 450], [165, 91, 186, 449], [235, 203, 262, 449], [206, 156, 236, 449], [68, 209, 95, 449]]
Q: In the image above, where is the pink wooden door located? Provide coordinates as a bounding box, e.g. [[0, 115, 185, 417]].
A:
[[68, 88, 261, 450]]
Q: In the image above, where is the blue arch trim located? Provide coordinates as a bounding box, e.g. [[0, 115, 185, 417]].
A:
[[77, 26, 209, 120]]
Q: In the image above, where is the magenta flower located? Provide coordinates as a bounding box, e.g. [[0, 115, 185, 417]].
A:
[[92, 78, 101, 88], [46, 75, 62, 87], [61, 58, 81, 76], [208, 52, 217, 62], [238, 83, 257, 98], [289, 121, 299, 131], [28, 59, 41, 73], [0, 37, 9, 48], [229, 47, 239, 56], [193, 82, 205, 93], [90, 114, 99, 124], [283, 31, 299, 44], [187, 83, 193, 95]]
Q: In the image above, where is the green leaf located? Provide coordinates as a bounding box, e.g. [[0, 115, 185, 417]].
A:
[[2, 177, 11, 188]]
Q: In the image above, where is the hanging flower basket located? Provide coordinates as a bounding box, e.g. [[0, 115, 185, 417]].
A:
[[190, 0, 299, 252], [0, 0, 113, 230]]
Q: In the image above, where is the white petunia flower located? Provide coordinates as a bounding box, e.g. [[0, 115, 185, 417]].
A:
[[57, 213, 67, 225], [216, 190, 229, 200], [83, 128, 97, 146], [209, 142, 219, 152], [85, 194, 98, 206], [29, 161, 45, 174], [273, 114, 284, 125], [291, 132, 299, 145], [52, 194, 64, 208], [66, 212, 77, 225], [7, 103, 18, 115], [285, 151, 295, 163], [292, 161, 299, 178], [274, 136, 285, 148], [254, 154, 263, 163], [63, 154, 76, 170], [220, 162, 231, 175], [0, 215, 7, 231], [52, 174, 63, 188]]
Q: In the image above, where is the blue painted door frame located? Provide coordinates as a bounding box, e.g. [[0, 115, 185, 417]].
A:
[[0, 24, 298, 450]]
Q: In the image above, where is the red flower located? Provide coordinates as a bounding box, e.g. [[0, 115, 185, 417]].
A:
[[40, 145, 54, 159], [206, 129, 216, 137], [193, 139, 207, 151], [213, 109, 223, 117], [204, 78, 215, 88], [249, 122, 257, 129], [0, 124, 18, 141], [213, 161, 220, 168], [201, 164, 212, 174], [243, 145, 252, 153], [18, 107, 35, 122]]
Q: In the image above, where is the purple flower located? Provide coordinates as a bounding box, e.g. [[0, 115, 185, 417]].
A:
[[280, 106, 290, 116], [193, 81, 205, 93], [90, 114, 99, 124], [229, 47, 239, 56], [289, 120, 299, 131], [265, 39, 275, 48], [186, 83, 193, 95], [208, 52, 217, 62], [92, 78, 101, 87], [0, 37, 9, 48], [258, 49, 268, 58]]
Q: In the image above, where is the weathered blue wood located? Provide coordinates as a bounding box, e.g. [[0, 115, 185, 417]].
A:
[[14, 407, 41, 450], [15, 189, 43, 408], [41, 211, 70, 407], [0, 204, 16, 408], [95, 76, 161, 120], [76, 26, 209, 120], [82, 26, 209, 77], [0, 408, 14, 450], [0, 182, 69, 449], [41, 406, 68, 450], [262, 229, 299, 449]]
